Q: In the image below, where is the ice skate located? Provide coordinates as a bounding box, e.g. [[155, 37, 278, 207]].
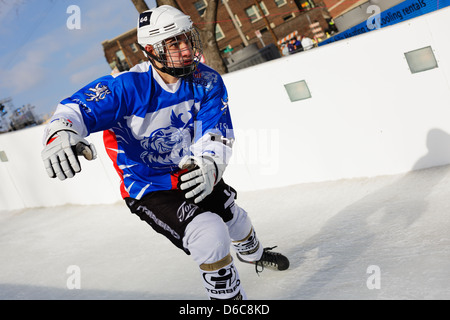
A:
[[237, 246, 289, 274]]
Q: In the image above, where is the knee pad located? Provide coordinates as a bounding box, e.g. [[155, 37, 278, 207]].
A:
[[225, 203, 253, 241], [183, 211, 231, 265]]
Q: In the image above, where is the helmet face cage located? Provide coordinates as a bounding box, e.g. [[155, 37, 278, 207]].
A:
[[150, 27, 203, 78]]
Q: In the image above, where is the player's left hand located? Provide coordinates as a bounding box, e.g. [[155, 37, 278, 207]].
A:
[[178, 155, 220, 204]]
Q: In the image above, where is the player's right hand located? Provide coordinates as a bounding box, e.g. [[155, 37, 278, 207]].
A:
[[41, 130, 97, 180]]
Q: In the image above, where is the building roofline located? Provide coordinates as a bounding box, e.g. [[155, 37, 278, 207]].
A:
[[102, 27, 137, 45]]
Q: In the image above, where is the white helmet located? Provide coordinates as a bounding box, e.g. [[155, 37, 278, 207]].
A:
[[137, 5, 203, 77]]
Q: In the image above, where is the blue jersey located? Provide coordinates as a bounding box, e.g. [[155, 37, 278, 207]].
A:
[[52, 62, 234, 199]]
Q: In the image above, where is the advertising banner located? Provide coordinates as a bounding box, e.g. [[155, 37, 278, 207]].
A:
[[320, 0, 450, 46]]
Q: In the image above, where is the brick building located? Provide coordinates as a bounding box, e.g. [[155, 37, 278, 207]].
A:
[[322, 0, 369, 18], [102, 28, 147, 73], [178, 0, 334, 54], [101, 1, 347, 72]]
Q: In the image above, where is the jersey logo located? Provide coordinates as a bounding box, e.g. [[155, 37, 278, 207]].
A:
[[139, 108, 195, 167], [85, 83, 111, 102]]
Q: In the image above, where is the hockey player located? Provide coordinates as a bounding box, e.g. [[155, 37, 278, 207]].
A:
[[41, 5, 288, 300]]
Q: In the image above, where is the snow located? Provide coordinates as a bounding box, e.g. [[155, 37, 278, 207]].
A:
[[0, 165, 450, 300]]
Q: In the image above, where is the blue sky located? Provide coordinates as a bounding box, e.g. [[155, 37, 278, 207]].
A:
[[0, 0, 156, 118]]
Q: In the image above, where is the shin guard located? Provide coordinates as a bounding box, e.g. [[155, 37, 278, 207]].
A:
[[200, 254, 246, 300], [232, 228, 263, 262]]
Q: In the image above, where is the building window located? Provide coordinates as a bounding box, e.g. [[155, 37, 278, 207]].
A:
[[245, 2, 269, 23], [283, 13, 295, 21], [274, 0, 287, 7], [299, 0, 315, 10], [115, 50, 129, 71], [194, 0, 207, 17], [116, 50, 126, 61], [130, 43, 138, 53], [216, 24, 225, 41]]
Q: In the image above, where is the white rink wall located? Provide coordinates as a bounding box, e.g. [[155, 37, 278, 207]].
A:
[[1, 7, 450, 211], [0, 129, 120, 210], [225, 7, 450, 191]]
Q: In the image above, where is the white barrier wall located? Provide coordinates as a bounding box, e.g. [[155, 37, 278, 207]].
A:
[[0, 128, 121, 211], [1, 7, 450, 211], [224, 6, 450, 191]]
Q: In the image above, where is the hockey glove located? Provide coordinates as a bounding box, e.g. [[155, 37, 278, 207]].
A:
[[178, 155, 225, 204], [41, 119, 97, 180]]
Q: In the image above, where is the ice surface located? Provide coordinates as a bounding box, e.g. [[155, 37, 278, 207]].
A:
[[1, 165, 449, 300]]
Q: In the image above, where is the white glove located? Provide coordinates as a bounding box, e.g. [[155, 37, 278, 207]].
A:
[[178, 155, 225, 204], [42, 120, 97, 180]]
